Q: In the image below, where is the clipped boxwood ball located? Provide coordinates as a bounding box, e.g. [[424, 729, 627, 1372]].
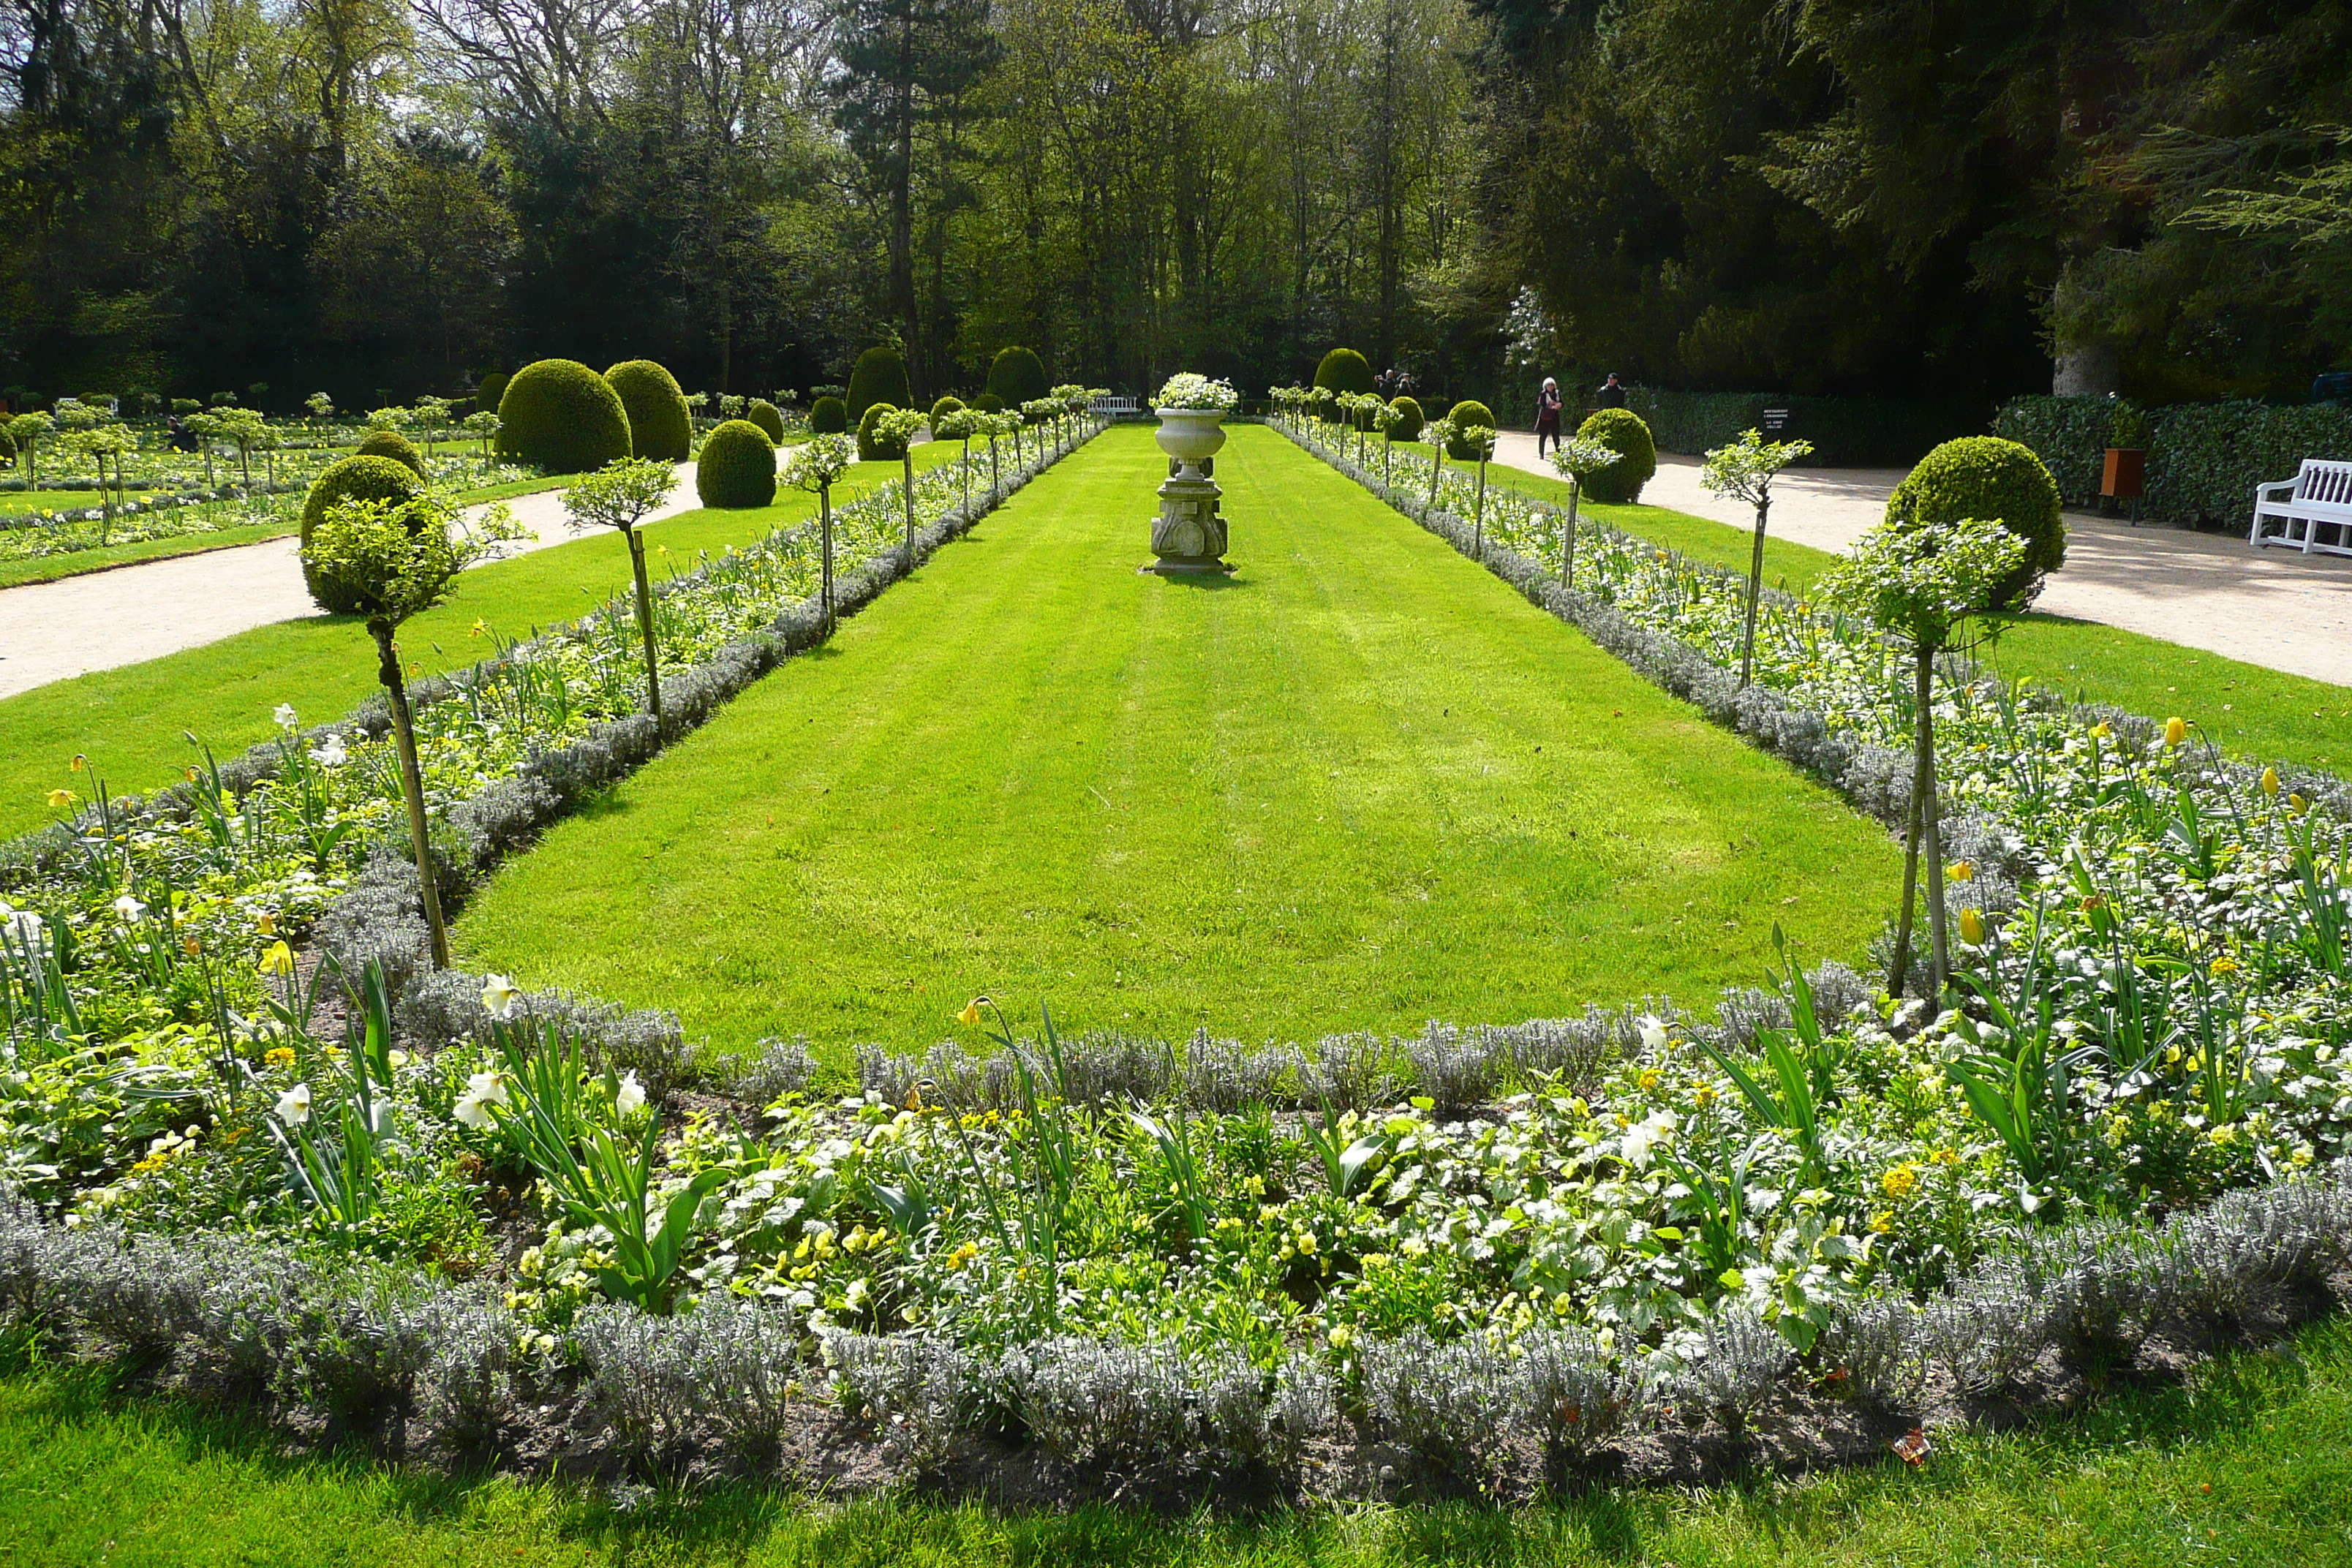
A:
[[930, 394, 965, 423], [1313, 349, 1376, 419], [696, 420, 777, 509], [355, 428, 426, 477], [603, 360, 693, 462], [1388, 396, 1425, 443], [477, 370, 508, 417], [971, 391, 1004, 413], [301, 455, 427, 612], [1443, 399, 1498, 461], [496, 359, 633, 474], [986, 347, 1048, 409], [847, 347, 911, 421], [1575, 407, 1656, 503], [745, 399, 786, 442], [1885, 434, 2065, 609], [810, 396, 848, 434], [858, 402, 910, 462]]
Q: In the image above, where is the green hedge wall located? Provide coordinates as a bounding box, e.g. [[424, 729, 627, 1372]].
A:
[[1994, 395, 2352, 529], [1627, 388, 1988, 469]]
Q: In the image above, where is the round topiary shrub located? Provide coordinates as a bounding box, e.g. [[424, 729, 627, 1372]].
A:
[[603, 360, 693, 462], [1313, 349, 1376, 421], [1388, 396, 1425, 443], [930, 394, 965, 423], [745, 399, 786, 442], [986, 347, 1049, 409], [847, 347, 911, 421], [1443, 399, 1499, 461], [355, 428, 426, 478], [301, 456, 428, 611], [1575, 407, 1656, 503], [477, 370, 508, 418], [810, 396, 849, 434], [971, 391, 1004, 413], [1885, 434, 2065, 609], [496, 359, 633, 474], [696, 419, 777, 508], [858, 402, 911, 462]]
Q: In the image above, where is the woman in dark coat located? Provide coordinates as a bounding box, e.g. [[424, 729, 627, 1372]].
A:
[[1534, 377, 1564, 457]]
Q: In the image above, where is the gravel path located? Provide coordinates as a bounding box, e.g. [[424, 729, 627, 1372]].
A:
[[1493, 431, 2352, 687], [0, 464, 698, 699]]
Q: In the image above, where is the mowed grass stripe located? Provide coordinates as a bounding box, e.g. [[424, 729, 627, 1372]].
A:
[[0, 444, 965, 840], [458, 423, 1899, 1060]]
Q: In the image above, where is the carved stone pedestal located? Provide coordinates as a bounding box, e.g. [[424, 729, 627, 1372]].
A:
[[1145, 407, 1233, 574]]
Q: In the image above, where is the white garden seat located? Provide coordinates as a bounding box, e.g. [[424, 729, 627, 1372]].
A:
[[2250, 458, 2352, 557]]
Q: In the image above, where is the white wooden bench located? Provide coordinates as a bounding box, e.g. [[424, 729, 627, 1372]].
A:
[[2250, 458, 2352, 557], [1093, 395, 1144, 418]]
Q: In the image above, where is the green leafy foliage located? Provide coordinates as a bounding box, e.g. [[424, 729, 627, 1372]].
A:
[[476, 371, 508, 416], [744, 399, 786, 442], [694, 419, 777, 509], [857, 402, 911, 461], [298, 456, 426, 612], [601, 360, 693, 463], [930, 394, 965, 423], [1575, 407, 1657, 502], [496, 360, 633, 475], [810, 396, 849, 434], [1885, 435, 2064, 610], [848, 347, 912, 421], [353, 429, 425, 478], [985, 347, 1048, 409], [1996, 395, 2352, 526]]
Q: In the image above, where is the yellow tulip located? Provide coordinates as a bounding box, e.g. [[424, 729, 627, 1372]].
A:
[[2164, 715, 2188, 747], [2262, 766, 2280, 797], [957, 996, 987, 1026], [2291, 793, 2310, 815], [1948, 860, 1974, 883], [258, 941, 294, 977], [1959, 908, 1986, 946], [45, 788, 75, 810]]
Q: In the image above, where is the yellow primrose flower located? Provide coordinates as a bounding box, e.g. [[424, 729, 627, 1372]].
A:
[[2164, 715, 2188, 747], [1637, 1068, 1662, 1091], [1881, 1164, 1919, 1198], [2210, 956, 2239, 977], [2261, 766, 2280, 798], [265, 1046, 296, 1068], [1869, 1211, 1895, 1234]]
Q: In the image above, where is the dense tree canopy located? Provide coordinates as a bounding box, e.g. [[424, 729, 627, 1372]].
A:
[[0, 0, 2342, 408]]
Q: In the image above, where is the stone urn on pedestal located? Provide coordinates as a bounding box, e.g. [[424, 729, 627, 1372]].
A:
[[1146, 388, 1235, 574]]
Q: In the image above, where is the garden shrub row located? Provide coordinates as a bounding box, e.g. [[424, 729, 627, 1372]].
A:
[[1629, 388, 1990, 468], [1994, 394, 2352, 529]]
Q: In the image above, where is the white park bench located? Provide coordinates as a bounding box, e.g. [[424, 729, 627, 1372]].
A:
[[2250, 458, 2352, 557], [1093, 395, 1144, 418]]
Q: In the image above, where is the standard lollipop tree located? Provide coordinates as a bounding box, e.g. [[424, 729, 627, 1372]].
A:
[[300, 489, 520, 968], [563, 458, 681, 732], [782, 434, 856, 630], [1701, 428, 1815, 688], [1546, 434, 1618, 587]]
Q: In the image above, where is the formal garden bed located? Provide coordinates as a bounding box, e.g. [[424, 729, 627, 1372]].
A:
[[0, 388, 2348, 1510]]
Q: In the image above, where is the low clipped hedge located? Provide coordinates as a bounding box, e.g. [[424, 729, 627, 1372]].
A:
[[695, 420, 777, 509], [1627, 387, 1988, 468], [603, 360, 693, 462], [987, 347, 1048, 409], [300, 456, 427, 612], [497, 360, 633, 474], [1886, 435, 2064, 608], [1994, 394, 2352, 529], [810, 396, 848, 435], [858, 402, 910, 462], [355, 429, 426, 477], [1443, 399, 1498, 461], [848, 347, 911, 421], [745, 399, 786, 442], [1577, 408, 1657, 503], [930, 394, 965, 423], [1388, 396, 1425, 443]]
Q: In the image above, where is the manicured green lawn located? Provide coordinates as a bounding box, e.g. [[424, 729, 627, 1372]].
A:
[[0, 487, 164, 512], [1411, 445, 2352, 771], [0, 1313, 2342, 1565], [458, 424, 1898, 1060], [0, 448, 963, 840]]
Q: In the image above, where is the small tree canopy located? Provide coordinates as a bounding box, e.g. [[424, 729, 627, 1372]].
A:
[[1547, 434, 1618, 480], [1699, 428, 1814, 505], [302, 491, 519, 626], [782, 433, 857, 490], [1822, 516, 2029, 653], [563, 456, 678, 535]]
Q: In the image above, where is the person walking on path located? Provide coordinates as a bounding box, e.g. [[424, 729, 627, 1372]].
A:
[[1534, 377, 1565, 456], [1596, 372, 1628, 410]]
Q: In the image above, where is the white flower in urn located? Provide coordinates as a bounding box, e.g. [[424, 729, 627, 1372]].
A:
[[480, 973, 522, 1020], [1153, 372, 1239, 412]]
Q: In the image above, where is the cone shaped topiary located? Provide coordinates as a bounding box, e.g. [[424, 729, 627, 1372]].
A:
[[930, 394, 965, 423], [477, 371, 508, 417], [858, 402, 911, 462], [810, 396, 848, 434], [1885, 435, 2065, 610], [1313, 350, 1376, 423], [745, 399, 786, 442], [1575, 407, 1656, 502], [696, 419, 777, 509], [1388, 396, 1425, 443], [1443, 399, 1499, 460], [355, 428, 426, 477], [496, 359, 633, 474], [986, 347, 1048, 409], [603, 360, 693, 462], [301, 455, 429, 612], [847, 347, 912, 421]]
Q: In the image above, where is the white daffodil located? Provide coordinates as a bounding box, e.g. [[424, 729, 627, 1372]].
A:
[[453, 1093, 491, 1129], [1621, 1107, 1678, 1169], [310, 733, 349, 767], [274, 703, 299, 728], [615, 1071, 647, 1118], [480, 973, 522, 1020], [275, 1082, 313, 1126], [113, 892, 148, 922], [465, 1070, 510, 1108], [1637, 1014, 1670, 1053]]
